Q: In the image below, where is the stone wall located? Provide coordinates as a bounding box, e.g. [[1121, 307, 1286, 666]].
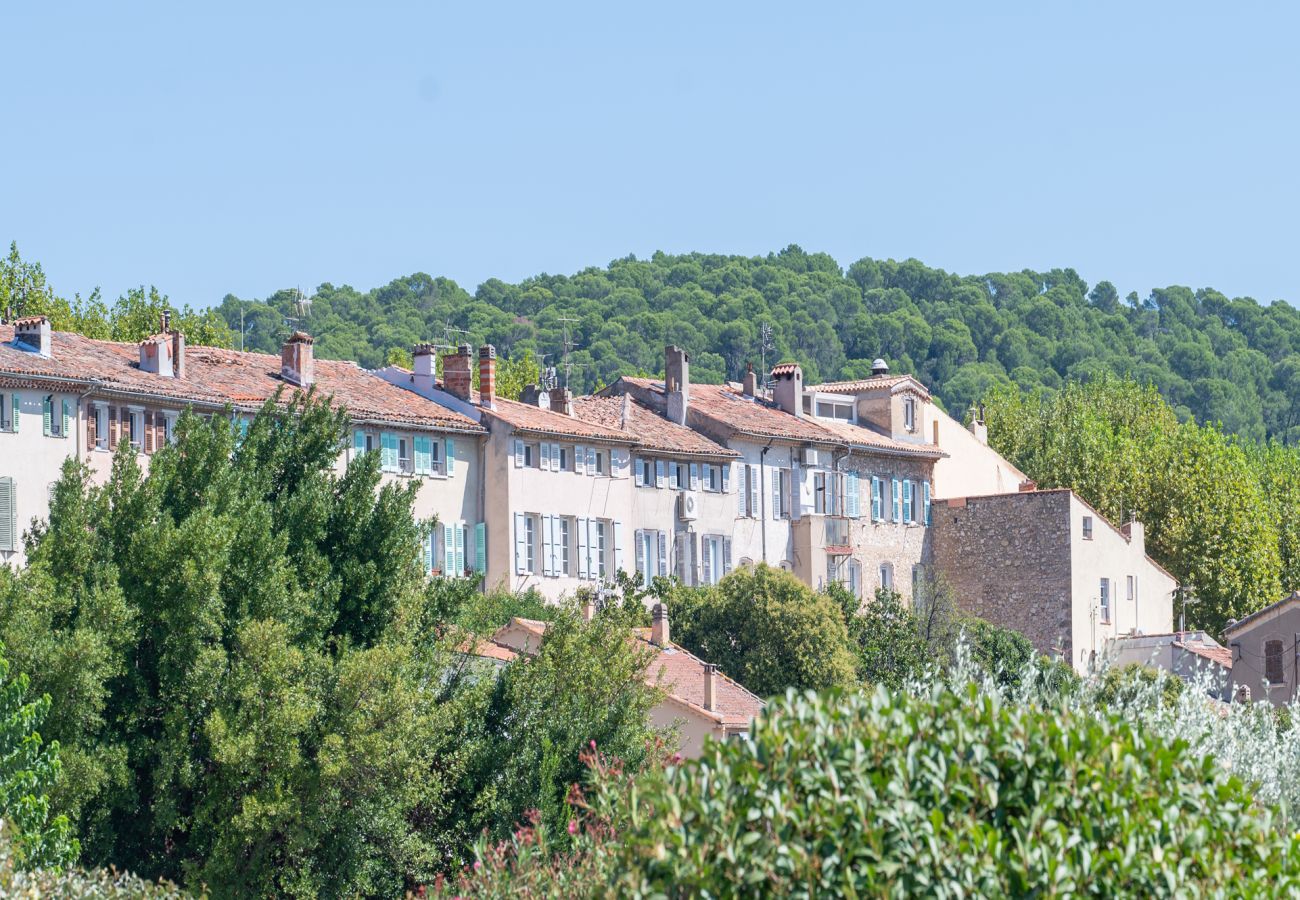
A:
[[930, 490, 1074, 660]]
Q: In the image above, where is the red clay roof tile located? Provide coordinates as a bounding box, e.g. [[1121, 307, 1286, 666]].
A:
[[570, 395, 738, 458]]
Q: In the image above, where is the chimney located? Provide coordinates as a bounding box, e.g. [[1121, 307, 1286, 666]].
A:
[[651, 602, 670, 648], [13, 316, 51, 356], [1121, 519, 1145, 551], [771, 362, 803, 417], [581, 596, 597, 622], [413, 343, 437, 393], [703, 663, 718, 711], [871, 357, 889, 376], [742, 362, 757, 397], [549, 387, 573, 416], [139, 334, 174, 376], [478, 345, 497, 408], [520, 384, 544, 407], [619, 392, 631, 430], [171, 329, 186, 378], [665, 346, 690, 425], [442, 344, 473, 402], [281, 332, 315, 387], [1018, 479, 1037, 492]]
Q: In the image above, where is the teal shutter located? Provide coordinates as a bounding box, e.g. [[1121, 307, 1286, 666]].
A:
[[354, 430, 365, 452], [903, 479, 913, 523], [42, 396, 52, 436], [871, 477, 882, 521], [414, 436, 431, 474], [455, 524, 466, 575], [0, 476, 14, 551], [891, 478, 901, 522], [10, 395, 17, 432], [846, 472, 860, 517], [475, 522, 486, 574], [62, 399, 70, 437], [444, 524, 456, 575], [924, 481, 932, 525], [380, 432, 397, 471], [445, 438, 455, 475]]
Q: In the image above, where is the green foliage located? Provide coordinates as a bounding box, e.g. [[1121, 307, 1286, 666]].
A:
[[1095, 662, 1185, 710], [0, 823, 186, 899], [451, 685, 1300, 897], [985, 377, 1289, 632], [664, 565, 858, 697], [0, 648, 77, 871], [845, 587, 929, 690]]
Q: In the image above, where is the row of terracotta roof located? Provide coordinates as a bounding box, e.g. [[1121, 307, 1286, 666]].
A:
[[1, 323, 942, 461]]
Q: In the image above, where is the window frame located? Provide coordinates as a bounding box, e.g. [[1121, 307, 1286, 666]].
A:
[[1266, 638, 1286, 685], [1082, 516, 1094, 540], [1099, 577, 1111, 624]]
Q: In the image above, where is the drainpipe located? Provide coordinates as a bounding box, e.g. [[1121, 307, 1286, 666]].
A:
[[759, 440, 773, 564], [75, 379, 103, 459]]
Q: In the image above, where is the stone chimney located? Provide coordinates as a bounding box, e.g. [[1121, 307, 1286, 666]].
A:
[[871, 357, 889, 376], [651, 602, 670, 648], [413, 343, 437, 393], [139, 333, 174, 376], [549, 387, 573, 416], [665, 346, 690, 425], [281, 332, 315, 387], [478, 345, 497, 408], [13, 316, 51, 356], [442, 344, 473, 402], [171, 329, 186, 379], [581, 596, 597, 622], [968, 405, 988, 444], [742, 362, 757, 398], [703, 663, 718, 711], [771, 362, 803, 418]]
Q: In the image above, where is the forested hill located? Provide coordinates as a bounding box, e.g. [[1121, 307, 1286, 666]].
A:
[[211, 247, 1300, 443]]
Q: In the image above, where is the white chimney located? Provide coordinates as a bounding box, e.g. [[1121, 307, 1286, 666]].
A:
[[413, 343, 436, 393], [703, 663, 718, 711], [13, 316, 51, 356], [771, 362, 803, 417]]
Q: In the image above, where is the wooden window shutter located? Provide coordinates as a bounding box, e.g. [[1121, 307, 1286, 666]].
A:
[[109, 406, 119, 450], [144, 411, 155, 453], [87, 405, 97, 449], [0, 476, 14, 552]]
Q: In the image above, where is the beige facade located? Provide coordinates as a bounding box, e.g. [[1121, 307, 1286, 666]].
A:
[[1222, 592, 1300, 706], [931, 490, 1175, 672]]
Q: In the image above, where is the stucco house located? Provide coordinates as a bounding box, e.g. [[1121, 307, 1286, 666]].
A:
[[471, 603, 764, 758], [1222, 591, 1300, 706], [1108, 630, 1233, 700]]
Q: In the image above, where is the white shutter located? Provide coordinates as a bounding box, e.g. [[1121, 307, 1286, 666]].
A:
[[445, 438, 456, 475], [923, 481, 931, 525], [673, 532, 685, 581], [577, 517, 589, 578], [456, 524, 466, 574], [738, 466, 747, 516], [514, 439, 524, 468], [541, 442, 552, 472], [0, 477, 14, 552], [723, 537, 732, 576], [772, 468, 782, 519], [634, 457, 644, 487], [722, 463, 730, 494], [613, 520, 624, 575], [892, 479, 901, 522], [689, 463, 700, 490], [702, 537, 713, 585], [514, 513, 527, 574], [445, 524, 457, 574], [62, 399, 71, 437], [847, 472, 860, 518], [611, 447, 629, 478], [656, 530, 668, 582], [541, 514, 553, 576], [791, 461, 802, 519], [689, 532, 700, 586], [575, 445, 586, 475], [655, 459, 666, 489], [749, 466, 759, 519], [635, 530, 646, 579]]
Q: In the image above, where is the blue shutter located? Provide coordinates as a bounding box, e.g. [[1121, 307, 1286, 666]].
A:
[[62, 399, 71, 437], [445, 438, 456, 475], [354, 430, 365, 452], [514, 513, 527, 575], [444, 524, 457, 575], [474, 522, 486, 574], [891, 478, 901, 522], [903, 479, 913, 523], [846, 471, 860, 518], [655, 459, 665, 489], [455, 524, 466, 575], [924, 481, 932, 525], [634, 457, 644, 487], [413, 436, 430, 474], [0, 476, 14, 552], [721, 463, 730, 494], [689, 464, 700, 490]]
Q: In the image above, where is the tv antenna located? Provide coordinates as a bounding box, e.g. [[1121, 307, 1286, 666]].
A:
[[759, 322, 775, 392], [283, 286, 313, 334], [557, 315, 580, 388]]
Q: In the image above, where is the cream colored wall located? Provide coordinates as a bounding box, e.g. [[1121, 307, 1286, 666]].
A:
[[648, 699, 724, 759], [627, 454, 737, 588], [928, 405, 1027, 499], [0, 388, 81, 567], [728, 440, 797, 570], [1068, 495, 1176, 671]]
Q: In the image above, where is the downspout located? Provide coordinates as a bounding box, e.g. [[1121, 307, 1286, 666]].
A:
[[478, 428, 487, 591], [75, 379, 103, 458], [759, 439, 774, 564]]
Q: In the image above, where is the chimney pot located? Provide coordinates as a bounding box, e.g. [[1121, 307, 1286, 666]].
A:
[[651, 602, 670, 648], [13, 316, 51, 356], [665, 346, 690, 425], [871, 358, 889, 376], [280, 331, 315, 387], [771, 362, 804, 417], [478, 345, 497, 408]]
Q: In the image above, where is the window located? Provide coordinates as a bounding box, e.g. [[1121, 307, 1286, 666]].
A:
[[398, 437, 413, 475], [524, 515, 536, 574], [738, 465, 759, 517], [128, 409, 144, 451], [703, 464, 724, 492], [879, 562, 894, 591], [43, 395, 66, 438], [525, 443, 536, 467], [815, 472, 844, 516], [93, 405, 108, 450], [700, 534, 731, 585], [816, 400, 853, 421], [413, 436, 442, 475], [163, 414, 177, 445], [1126, 575, 1135, 603], [1082, 516, 1094, 540], [636, 529, 663, 586], [557, 445, 569, 471], [635, 457, 655, 486], [903, 396, 917, 432], [814, 473, 827, 515], [559, 517, 571, 576], [1099, 578, 1111, 624], [593, 450, 605, 475], [1266, 639, 1285, 685], [848, 560, 862, 599]]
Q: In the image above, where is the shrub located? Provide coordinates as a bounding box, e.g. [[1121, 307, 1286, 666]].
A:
[[449, 682, 1300, 897]]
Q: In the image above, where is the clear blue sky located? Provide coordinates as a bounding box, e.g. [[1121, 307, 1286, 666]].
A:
[[3, 2, 1297, 308]]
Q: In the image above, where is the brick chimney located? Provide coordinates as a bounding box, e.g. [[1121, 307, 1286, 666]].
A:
[[771, 362, 803, 418], [413, 343, 437, 393], [742, 362, 757, 398], [703, 663, 718, 711], [281, 331, 315, 387], [442, 345, 473, 401], [13, 316, 51, 356], [549, 387, 573, 416], [651, 602, 670, 648], [139, 333, 174, 376], [478, 345, 497, 408], [665, 346, 689, 425], [171, 329, 186, 378]]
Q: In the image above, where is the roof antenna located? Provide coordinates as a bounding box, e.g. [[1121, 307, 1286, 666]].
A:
[[759, 322, 774, 390], [557, 315, 579, 389]]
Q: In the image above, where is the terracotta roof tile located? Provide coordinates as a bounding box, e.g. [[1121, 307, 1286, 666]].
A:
[[770, 362, 800, 376], [812, 375, 931, 398], [485, 397, 636, 443], [570, 395, 738, 458], [0, 325, 484, 433], [1175, 641, 1233, 670]]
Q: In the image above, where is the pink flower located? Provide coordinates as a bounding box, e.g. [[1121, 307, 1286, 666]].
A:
[[590, 740, 597, 750], [568, 820, 579, 835]]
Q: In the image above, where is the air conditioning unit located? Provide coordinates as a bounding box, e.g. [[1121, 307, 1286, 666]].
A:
[[677, 491, 699, 521], [802, 447, 822, 466]]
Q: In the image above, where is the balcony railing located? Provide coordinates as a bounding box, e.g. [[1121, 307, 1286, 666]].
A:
[[824, 516, 850, 548]]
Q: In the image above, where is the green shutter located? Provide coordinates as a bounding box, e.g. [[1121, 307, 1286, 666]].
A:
[[445, 438, 456, 475], [443, 524, 456, 575], [475, 522, 486, 574], [354, 430, 365, 452], [42, 397, 52, 436], [0, 477, 14, 552], [62, 399, 71, 438], [455, 524, 466, 575]]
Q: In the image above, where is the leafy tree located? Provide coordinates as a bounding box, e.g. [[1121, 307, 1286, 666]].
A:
[[664, 565, 858, 697], [0, 648, 77, 871]]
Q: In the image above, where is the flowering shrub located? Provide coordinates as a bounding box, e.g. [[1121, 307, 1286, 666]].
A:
[[445, 663, 1300, 897]]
